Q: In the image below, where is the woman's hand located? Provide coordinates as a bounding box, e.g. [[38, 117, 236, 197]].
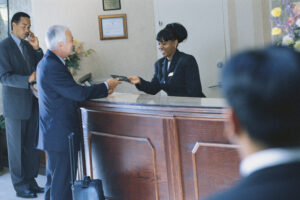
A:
[[128, 76, 141, 85]]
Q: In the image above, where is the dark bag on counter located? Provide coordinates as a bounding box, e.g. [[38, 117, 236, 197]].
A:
[[69, 132, 105, 200]]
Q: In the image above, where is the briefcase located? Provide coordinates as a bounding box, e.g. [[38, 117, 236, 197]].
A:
[[69, 133, 105, 200]]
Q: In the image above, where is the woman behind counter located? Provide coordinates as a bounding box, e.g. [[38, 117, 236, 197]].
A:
[[128, 23, 205, 97]]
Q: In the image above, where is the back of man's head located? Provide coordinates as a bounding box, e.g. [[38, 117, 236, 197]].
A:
[[11, 12, 30, 30], [222, 46, 300, 148], [45, 25, 68, 50]]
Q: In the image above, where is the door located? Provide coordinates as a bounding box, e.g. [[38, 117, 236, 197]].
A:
[[154, 0, 228, 98]]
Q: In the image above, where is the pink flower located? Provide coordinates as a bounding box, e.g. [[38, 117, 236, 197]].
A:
[[287, 17, 296, 24], [294, 3, 300, 16]]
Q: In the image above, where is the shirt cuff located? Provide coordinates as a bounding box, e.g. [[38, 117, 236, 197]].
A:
[[104, 82, 109, 90]]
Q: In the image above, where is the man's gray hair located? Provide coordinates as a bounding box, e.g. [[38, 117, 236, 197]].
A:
[[45, 25, 69, 50]]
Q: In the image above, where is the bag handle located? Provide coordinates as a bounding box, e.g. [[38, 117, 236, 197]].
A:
[[68, 132, 76, 185]]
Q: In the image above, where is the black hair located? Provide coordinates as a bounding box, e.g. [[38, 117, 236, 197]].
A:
[[11, 12, 30, 30], [156, 23, 187, 43], [222, 46, 300, 148]]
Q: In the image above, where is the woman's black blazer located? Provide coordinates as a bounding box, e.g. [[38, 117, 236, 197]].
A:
[[136, 50, 205, 97]]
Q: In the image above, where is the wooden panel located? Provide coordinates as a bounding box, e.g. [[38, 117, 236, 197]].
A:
[[89, 132, 158, 200], [192, 143, 240, 199], [175, 117, 240, 200], [176, 117, 228, 144], [80, 109, 173, 200]]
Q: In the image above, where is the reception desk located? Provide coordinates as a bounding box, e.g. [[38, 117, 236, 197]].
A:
[[79, 93, 240, 200]]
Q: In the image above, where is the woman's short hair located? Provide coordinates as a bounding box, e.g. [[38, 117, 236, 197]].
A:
[[45, 25, 69, 50], [156, 23, 187, 43]]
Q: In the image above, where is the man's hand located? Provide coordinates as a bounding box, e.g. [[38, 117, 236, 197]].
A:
[[28, 71, 36, 83], [128, 76, 141, 85], [106, 78, 121, 94], [108, 89, 114, 95], [27, 31, 40, 50]]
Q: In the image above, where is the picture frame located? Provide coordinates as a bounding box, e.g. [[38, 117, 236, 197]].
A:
[[103, 0, 121, 11], [98, 14, 128, 40]]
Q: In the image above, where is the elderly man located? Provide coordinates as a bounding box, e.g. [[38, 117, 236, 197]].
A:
[[205, 46, 300, 200], [0, 12, 43, 198], [37, 25, 120, 200]]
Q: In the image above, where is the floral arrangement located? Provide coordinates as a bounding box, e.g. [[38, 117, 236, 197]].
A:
[[270, 0, 300, 50], [65, 40, 95, 74]]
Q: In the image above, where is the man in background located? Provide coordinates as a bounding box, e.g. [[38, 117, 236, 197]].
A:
[[206, 46, 300, 200], [37, 25, 121, 200], [0, 12, 44, 198]]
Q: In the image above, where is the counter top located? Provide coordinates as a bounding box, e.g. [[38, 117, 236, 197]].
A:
[[89, 92, 227, 109]]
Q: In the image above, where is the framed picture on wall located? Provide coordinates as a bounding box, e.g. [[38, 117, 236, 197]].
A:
[[103, 0, 121, 11], [98, 14, 128, 40]]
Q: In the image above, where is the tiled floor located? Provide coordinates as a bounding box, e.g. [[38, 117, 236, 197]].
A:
[[0, 168, 46, 200]]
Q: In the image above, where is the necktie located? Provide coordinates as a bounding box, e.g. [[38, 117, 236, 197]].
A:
[[21, 40, 32, 73]]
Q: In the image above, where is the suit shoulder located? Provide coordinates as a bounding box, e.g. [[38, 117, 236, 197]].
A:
[[206, 183, 245, 200], [178, 51, 195, 61], [154, 57, 165, 66], [0, 37, 12, 48]]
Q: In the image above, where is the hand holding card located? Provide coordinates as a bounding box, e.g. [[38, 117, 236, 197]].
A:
[[127, 76, 141, 85], [110, 74, 130, 82]]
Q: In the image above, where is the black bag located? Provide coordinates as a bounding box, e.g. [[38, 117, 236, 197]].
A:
[[69, 133, 105, 200]]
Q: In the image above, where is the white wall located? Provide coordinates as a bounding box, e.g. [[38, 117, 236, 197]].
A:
[[31, 0, 157, 93], [226, 0, 271, 54], [9, 0, 32, 19]]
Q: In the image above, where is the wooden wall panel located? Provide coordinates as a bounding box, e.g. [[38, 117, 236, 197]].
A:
[[175, 117, 240, 200], [89, 132, 158, 200], [192, 143, 240, 199], [81, 109, 173, 199]]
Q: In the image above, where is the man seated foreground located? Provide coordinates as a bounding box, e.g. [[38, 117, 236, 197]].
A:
[[206, 46, 300, 200]]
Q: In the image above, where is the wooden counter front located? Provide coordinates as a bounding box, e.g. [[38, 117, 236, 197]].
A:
[[79, 93, 240, 200]]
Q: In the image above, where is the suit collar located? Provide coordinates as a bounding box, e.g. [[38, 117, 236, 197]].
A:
[[164, 49, 180, 73], [8, 35, 29, 72], [240, 147, 300, 177], [162, 49, 179, 63], [10, 33, 22, 46], [8, 35, 22, 52], [45, 50, 66, 66], [162, 50, 181, 83], [160, 50, 181, 84], [161, 59, 168, 84]]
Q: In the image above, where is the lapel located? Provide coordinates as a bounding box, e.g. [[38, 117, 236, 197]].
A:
[[166, 50, 180, 81], [168, 50, 180, 73], [21, 40, 34, 73], [161, 58, 168, 84], [8, 36, 29, 73]]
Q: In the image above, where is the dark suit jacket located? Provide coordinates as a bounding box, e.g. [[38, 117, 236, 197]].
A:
[[136, 50, 205, 97], [205, 162, 300, 200], [0, 35, 43, 119], [37, 50, 108, 152]]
